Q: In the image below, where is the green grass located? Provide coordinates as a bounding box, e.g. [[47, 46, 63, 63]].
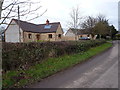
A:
[[2, 42, 112, 88]]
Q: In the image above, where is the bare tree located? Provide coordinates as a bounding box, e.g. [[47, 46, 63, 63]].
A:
[[0, 0, 47, 25], [97, 14, 108, 22], [81, 16, 97, 38], [0, 0, 4, 19], [68, 6, 82, 29], [81, 14, 110, 39]]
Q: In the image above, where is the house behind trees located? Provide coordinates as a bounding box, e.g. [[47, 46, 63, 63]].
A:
[[64, 28, 96, 41]]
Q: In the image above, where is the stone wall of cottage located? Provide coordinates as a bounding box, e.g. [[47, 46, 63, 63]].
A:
[[23, 32, 39, 42], [23, 24, 63, 42], [55, 24, 64, 41], [40, 33, 56, 41], [23, 32, 63, 42], [63, 36, 76, 41]]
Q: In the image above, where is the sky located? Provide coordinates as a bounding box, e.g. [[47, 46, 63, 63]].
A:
[[1, 0, 119, 31], [29, 0, 119, 31]]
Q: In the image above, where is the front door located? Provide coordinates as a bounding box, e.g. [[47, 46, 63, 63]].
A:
[[36, 34, 40, 41]]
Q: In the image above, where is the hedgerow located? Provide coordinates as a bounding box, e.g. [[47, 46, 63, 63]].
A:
[[2, 40, 106, 72]]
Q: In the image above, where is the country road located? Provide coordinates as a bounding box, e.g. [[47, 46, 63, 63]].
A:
[[28, 40, 119, 88]]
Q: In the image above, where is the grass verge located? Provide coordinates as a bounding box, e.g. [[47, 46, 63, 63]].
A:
[[3, 42, 112, 88]]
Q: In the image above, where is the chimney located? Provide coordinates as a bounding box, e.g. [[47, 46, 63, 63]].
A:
[[46, 19, 49, 25]]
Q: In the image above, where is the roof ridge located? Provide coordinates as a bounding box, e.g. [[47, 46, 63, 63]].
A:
[[38, 22, 60, 25], [12, 19, 60, 26], [12, 19, 38, 26]]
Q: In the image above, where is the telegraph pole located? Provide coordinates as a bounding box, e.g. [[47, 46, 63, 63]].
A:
[[18, 5, 21, 42]]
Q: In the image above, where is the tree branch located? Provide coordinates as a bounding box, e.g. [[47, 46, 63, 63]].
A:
[[1, 0, 46, 25], [27, 9, 47, 21], [1, 4, 14, 24], [19, 6, 42, 16]]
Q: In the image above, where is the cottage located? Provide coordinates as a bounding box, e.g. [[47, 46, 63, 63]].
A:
[[65, 28, 93, 41], [4, 19, 64, 42]]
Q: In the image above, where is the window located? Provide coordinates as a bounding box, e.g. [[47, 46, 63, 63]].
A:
[[48, 34, 52, 38], [44, 25, 52, 29], [36, 34, 40, 41], [28, 34, 32, 39], [58, 34, 61, 38]]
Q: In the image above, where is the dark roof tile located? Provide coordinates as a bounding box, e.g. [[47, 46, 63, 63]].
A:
[[70, 28, 90, 35], [13, 19, 60, 33]]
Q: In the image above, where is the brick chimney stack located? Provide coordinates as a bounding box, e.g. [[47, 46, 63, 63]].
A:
[[46, 19, 49, 25]]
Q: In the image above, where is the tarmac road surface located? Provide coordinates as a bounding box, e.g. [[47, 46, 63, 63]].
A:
[[28, 40, 119, 88]]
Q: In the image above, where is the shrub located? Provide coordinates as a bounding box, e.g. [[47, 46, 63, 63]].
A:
[[2, 40, 106, 72]]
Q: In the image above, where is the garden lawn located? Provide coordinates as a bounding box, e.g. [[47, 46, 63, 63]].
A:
[[3, 42, 112, 88]]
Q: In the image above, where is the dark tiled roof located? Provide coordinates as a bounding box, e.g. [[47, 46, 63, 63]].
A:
[[70, 28, 90, 35], [77, 29, 90, 35], [13, 19, 61, 33]]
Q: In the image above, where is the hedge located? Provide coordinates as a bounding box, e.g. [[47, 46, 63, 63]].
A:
[[2, 40, 106, 72]]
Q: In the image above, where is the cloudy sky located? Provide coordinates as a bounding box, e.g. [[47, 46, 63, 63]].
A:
[[30, 0, 119, 30], [30, 0, 119, 28], [2, 0, 119, 30]]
